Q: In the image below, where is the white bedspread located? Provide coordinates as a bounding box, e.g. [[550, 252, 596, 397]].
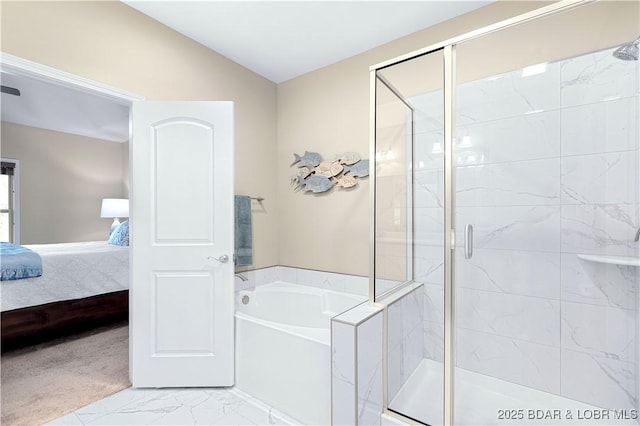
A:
[[1, 241, 129, 312]]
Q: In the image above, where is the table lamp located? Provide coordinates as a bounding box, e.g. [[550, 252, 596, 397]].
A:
[[101, 198, 129, 235]]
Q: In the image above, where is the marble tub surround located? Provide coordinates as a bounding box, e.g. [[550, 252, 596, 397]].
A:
[[235, 283, 366, 425], [331, 283, 424, 425], [358, 311, 385, 426], [234, 265, 368, 297], [409, 45, 639, 411], [387, 284, 424, 405], [332, 321, 357, 425], [332, 302, 384, 426], [232, 266, 370, 424]]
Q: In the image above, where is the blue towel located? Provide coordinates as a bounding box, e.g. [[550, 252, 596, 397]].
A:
[[1, 242, 43, 281], [234, 195, 253, 266]]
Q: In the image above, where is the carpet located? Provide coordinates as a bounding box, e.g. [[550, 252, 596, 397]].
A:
[[1, 322, 130, 426]]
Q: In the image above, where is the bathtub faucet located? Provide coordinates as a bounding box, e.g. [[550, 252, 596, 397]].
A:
[[635, 228, 640, 242], [235, 273, 248, 282]]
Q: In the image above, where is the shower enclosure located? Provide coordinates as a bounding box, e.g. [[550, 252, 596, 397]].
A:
[[371, 1, 640, 424]]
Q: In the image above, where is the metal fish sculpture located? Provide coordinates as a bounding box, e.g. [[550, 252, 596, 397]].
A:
[[336, 152, 361, 166], [290, 175, 304, 191], [343, 159, 370, 178], [300, 175, 333, 193], [332, 174, 358, 189], [291, 151, 322, 168], [290, 175, 301, 189], [290, 166, 315, 191], [314, 160, 343, 178], [295, 166, 314, 180]]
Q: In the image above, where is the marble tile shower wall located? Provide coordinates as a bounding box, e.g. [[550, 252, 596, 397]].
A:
[[331, 304, 385, 426], [387, 285, 424, 403], [412, 47, 639, 410]]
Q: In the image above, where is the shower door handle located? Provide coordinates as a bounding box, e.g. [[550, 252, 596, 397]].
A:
[[464, 224, 474, 260]]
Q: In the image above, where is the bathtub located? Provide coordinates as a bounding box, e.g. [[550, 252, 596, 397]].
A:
[[235, 281, 366, 425]]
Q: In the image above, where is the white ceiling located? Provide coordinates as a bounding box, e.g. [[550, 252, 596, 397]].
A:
[[1, 1, 492, 142], [123, 0, 493, 83], [1, 71, 130, 142]]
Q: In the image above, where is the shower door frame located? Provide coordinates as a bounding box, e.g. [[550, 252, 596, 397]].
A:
[[369, 0, 593, 424]]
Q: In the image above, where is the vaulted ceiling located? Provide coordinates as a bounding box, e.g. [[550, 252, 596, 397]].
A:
[[1, 1, 493, 141], [123, 1, 492, 83]]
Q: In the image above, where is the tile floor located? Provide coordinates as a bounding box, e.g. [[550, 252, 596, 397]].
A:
[[47, 387, 299, 425]]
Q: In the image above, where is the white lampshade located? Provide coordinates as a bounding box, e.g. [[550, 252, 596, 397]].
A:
[[101, 199, 129, 234], [100, 198, 129, 218]]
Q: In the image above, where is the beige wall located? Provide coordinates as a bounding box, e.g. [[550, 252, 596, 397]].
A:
[[1, 1, 278, 268], [277, 1, 551, 276], [4, 1, 637, 275], [1, 122, 126, 244], [277, 0, 639, 277]]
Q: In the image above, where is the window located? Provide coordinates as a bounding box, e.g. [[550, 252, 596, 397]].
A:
[[1, 160, 17, 243]]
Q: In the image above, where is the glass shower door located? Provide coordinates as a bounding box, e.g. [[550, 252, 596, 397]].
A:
[[453, 2, 640, 423], [375, 50, 445, 425], [372, 2, 639, 425]]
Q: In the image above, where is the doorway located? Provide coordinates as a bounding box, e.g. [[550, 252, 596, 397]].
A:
[[0, 52, 140, 424]]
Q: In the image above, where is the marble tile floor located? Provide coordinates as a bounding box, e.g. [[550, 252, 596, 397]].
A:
[[47, 386, 300, 426]]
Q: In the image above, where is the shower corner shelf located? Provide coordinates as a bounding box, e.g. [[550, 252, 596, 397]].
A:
[[577, 254, 640, 267]]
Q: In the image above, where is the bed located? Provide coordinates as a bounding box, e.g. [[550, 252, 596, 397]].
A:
[[1, 241, 129, 351]]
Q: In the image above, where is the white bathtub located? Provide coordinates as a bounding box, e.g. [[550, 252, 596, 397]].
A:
[[235, 281, 366, 425]]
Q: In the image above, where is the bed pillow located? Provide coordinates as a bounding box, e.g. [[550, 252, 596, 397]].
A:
[[0, 242, 43, 280], [108, 220, 129, 246]]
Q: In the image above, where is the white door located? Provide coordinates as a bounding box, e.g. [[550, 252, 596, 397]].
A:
[[130, 101, 234, 387]]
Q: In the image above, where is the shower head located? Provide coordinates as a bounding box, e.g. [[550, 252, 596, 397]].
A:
[[613, 36, 640, 61]]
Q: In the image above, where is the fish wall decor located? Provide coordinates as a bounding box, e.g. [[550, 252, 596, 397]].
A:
[[290, 151, 369, 194]]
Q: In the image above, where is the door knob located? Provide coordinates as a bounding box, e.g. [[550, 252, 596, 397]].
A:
[[208, 254, 229, 263]]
